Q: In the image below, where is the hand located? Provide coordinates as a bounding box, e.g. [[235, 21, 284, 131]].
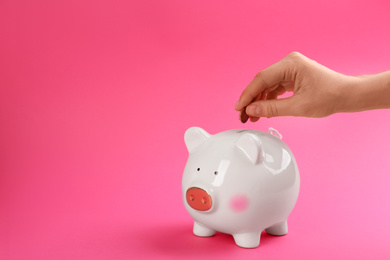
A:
[[235, 52, 360, 122]]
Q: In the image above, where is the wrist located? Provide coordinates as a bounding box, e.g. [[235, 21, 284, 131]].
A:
[[338, 71, 390, 113], [333, 76, 363, 114]]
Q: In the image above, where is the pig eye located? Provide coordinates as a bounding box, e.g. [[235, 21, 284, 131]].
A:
[[197, 168, 200, 172], [214, 171, 218, 175]]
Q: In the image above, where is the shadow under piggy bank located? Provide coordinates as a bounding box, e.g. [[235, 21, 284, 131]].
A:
[[145, 223, 286, 257]]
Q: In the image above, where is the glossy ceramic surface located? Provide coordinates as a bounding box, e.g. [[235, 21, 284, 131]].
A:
[[182, 127, 300, 248]]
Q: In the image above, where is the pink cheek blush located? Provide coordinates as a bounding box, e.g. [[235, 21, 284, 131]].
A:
[[229, 194, 249, 212]]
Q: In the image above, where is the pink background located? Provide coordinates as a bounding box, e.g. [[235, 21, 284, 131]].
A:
[[1, 0, 390, 259]]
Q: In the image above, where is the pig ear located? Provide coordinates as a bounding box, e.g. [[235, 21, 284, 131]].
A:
[[184, 127, 211, 153], [235, 133, 264, 164]]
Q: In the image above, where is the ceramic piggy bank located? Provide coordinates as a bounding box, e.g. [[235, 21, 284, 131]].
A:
[[182, 127, 300, 248]]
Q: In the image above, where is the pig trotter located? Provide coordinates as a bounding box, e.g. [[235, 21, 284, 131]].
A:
[[265, 220, 288, 236], [193, 221, 216, 237], [233, 231, 261, 248]]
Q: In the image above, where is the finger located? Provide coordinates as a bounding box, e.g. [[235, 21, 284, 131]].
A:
[[235, 75, 267, 111], [246, 97, 297, 118], [235, 57, 297, 111], [235, 72, 268, 111], [246, 92, 267, 122]]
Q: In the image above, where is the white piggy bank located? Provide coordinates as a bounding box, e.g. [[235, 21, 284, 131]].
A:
[[182, 127, 300, 248]]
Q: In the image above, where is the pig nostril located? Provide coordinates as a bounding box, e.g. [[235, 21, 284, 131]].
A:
[[186, 187, 212, 211]]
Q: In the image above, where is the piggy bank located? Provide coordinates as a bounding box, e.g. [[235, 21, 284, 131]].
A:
[[182, 127, 300, 248]]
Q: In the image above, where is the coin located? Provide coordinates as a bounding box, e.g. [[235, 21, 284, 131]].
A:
[[239, 107, 249, 123]]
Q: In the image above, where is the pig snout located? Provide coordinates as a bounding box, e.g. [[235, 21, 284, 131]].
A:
[[186, 187, 212, 211]]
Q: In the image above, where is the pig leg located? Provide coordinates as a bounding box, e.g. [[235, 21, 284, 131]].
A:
[[232, 231, 261, 248], [193, 221, 216, 237], [265, 220, 288, 236]]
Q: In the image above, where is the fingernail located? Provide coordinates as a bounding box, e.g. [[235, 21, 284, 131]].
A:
[[235, 100, 240, 109], [248, 105, 261, 116]]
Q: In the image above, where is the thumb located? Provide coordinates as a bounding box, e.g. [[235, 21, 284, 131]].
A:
[[246, 97, 298, 118]]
